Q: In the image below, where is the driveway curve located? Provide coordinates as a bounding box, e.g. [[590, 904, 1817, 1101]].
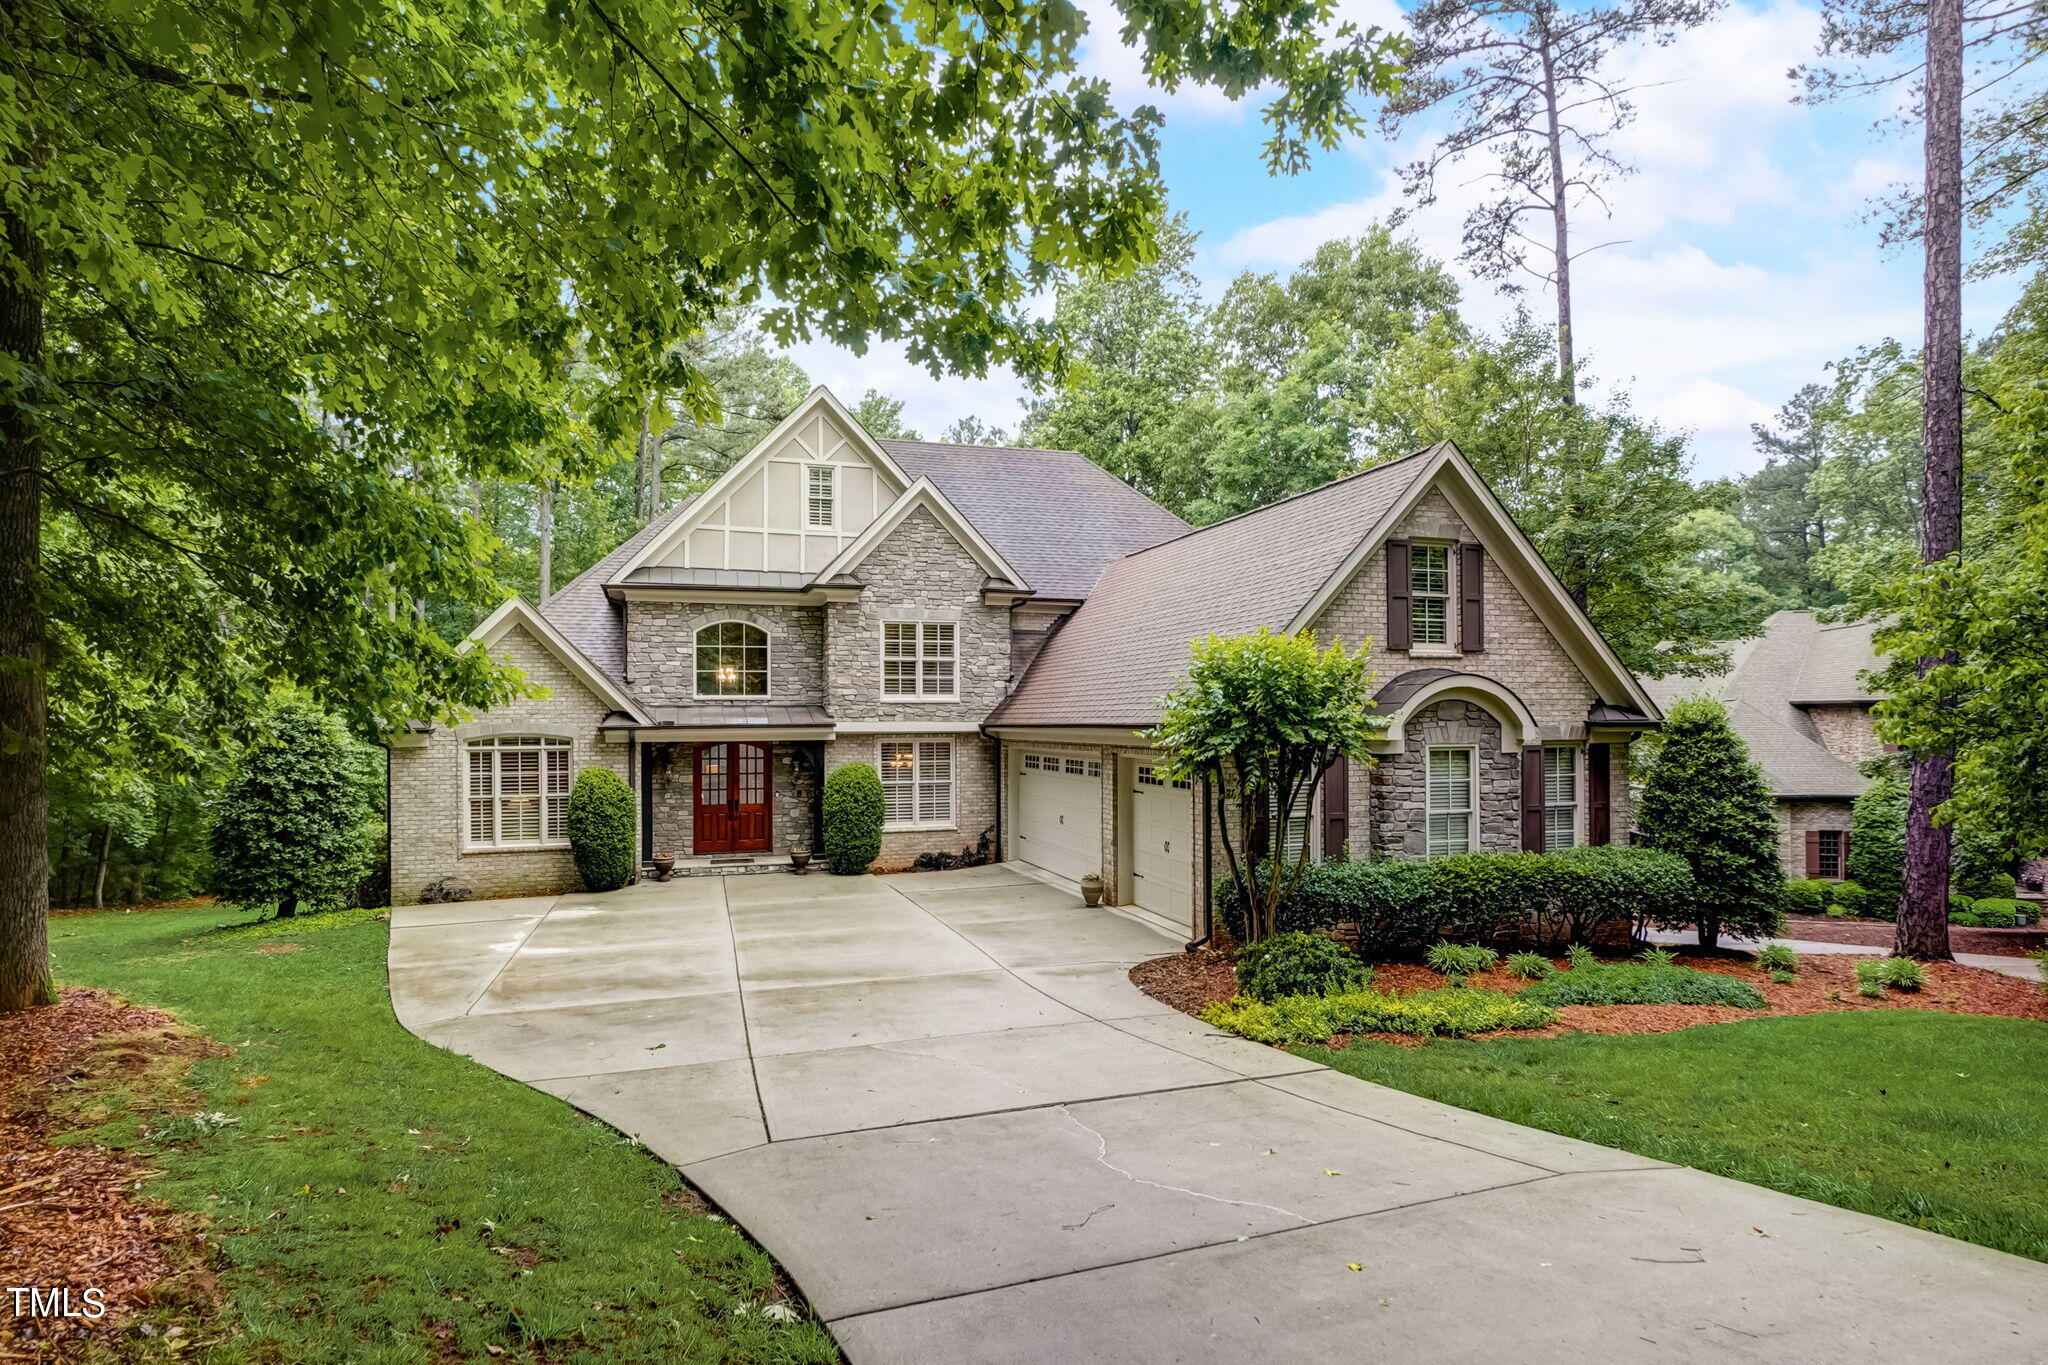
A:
[[390, 865, 2048, 1363]]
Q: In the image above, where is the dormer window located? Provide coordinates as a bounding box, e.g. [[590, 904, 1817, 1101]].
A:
[[807, 465, 837, 528]]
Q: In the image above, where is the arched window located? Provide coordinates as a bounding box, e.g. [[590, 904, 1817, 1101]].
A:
[[695, 621, 769, 697]]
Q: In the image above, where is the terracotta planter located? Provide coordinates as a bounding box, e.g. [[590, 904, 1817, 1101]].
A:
[[652, 853, 676, 883], [1080, 875, 1104, 907]]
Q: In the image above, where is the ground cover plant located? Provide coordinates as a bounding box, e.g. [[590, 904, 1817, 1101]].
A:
[[1756, 944, 1799, 973], [1298, 1012, 2048, 1262], [1515, 960, 1768, 1009], [1200, 987, 1556, 1043], [41, 905, 839, 1363], [1234, 931, 1374, 1002], [1503, 951, 1555, 980], [1425, 942, 1499, 979]]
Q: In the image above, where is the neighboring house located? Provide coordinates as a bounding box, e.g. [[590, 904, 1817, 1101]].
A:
[[388, 388, 1664, 936], [1643, 611, 1886, 883]]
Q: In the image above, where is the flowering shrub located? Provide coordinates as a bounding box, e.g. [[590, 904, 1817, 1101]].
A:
[[1198, 987, 1556, 1044]]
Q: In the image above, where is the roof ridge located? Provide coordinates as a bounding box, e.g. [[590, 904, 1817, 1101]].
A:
[[1119, 443, 1444, 561], [879, 438, 1089, 459]]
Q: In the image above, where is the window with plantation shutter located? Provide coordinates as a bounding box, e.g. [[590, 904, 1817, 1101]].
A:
[[464, 735, 571, 848], [879, 740, 953, 829], [1411, 544, 1451, 645], [881, 622, 957, 698], [807, 464, 837, 528], [1542, 746, 1577, 850], [1426, 748, 1474, 857]]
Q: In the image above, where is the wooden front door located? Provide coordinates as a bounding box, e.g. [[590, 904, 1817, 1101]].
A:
[[695, 742, 772, 854]]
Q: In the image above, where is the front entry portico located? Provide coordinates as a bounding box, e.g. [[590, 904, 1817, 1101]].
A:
[[693, 741, 773, 854]]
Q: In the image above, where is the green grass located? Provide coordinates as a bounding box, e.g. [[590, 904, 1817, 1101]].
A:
[[1301, 1011, 2048, 1261], [46, 905, 840, 1364]]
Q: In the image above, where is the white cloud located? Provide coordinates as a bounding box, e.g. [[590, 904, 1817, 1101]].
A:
[[777, 335, 1034, 441]]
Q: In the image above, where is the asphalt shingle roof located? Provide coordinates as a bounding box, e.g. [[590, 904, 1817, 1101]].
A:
[[991, 448, 1444, 728], [1642, 611, 1882, 799], [539, 440, 1190, 684]]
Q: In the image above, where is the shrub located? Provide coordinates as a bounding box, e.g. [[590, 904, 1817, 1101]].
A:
[[1961, 897, 2035, 927], [1849, 766, 1909, 904], [1959, 869, 2018, 901], [1830, 880, 1872, 916], [1428, 852, 1580, 942], [1879, 957, 1926, 992], [1426, 942, 1498, 977], [822, 763, 885, 875], [1949, 894, 1974, 917], [1541, 845, 1697, 943], [1768, 968, 1797, 985], [1778, 879, 1833, 917], [211, 703, 376, 919], [1516, 962, 1767, 1009], [1756, 943, 1799, 972], [1235, 932, 1375, 1003], [1564, 943, 1598, 970], [1260, 857, 1453, 952], [2026, 949, 2048, 1002], [567, 767, 636, 892], [1199, 988, 1557, 1044], [1634, 697, 1785, 948], [1636, 946, 1677, 967], [1504, 951, 1555, 980], [1824, 900, 1852, 919]]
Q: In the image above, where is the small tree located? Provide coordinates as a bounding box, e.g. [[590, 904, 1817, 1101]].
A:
[[1635, 696, 1784, 949], [823, 763, 885, 875], [1849, 763, 1909, 905], [1148, 628, 1382, 942], [210, 705, 373, 919], [567, 767, 636, 892]]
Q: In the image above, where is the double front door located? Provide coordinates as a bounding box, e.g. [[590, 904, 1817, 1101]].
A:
[[694, 741, 772, 854]]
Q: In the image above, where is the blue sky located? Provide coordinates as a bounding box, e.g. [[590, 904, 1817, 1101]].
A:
[[787, 0, 2022, 481]]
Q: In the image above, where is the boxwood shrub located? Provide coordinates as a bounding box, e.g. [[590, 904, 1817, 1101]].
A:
[[567, 766, 637, 892], [1235, 932, 1374, 1002], [822, 763, 885, 875], [1778, 879, 1834, 917], [1830, 880, 1874, 917], [1954, 897, 2036, 928]]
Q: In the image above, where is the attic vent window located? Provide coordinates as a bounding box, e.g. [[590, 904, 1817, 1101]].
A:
[[807, 465, 836, 528]]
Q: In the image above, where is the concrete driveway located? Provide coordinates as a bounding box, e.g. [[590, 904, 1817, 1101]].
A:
[[390, 865, 2048, 1363]]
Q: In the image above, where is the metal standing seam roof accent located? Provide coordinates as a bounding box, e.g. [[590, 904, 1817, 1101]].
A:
[[638, 703, 834, 728], [1641, 611, 1883, 798], [991, 449, 1444, 728]]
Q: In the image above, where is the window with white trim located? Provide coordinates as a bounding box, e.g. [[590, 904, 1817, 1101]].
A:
[[1411, 544, 1450, 645], [882, 621, 957, 698], [880, 741, 954, 828], [695, 621, 769, 697], [465, 735, 571, 847], [1426, 747, 1473, 857], [806, 464, 837, 528], [1136, 765, 1191, 790], [1543, 746, 1577, 850]]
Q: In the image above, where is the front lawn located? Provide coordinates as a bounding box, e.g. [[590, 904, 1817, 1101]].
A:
[[41, 905, 840, 1363], [1302, 1011, 2048, 1262]]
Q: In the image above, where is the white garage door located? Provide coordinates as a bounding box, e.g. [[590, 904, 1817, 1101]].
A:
[[1132, 764, 1194, 930], [1014, 751, 1100, 884]]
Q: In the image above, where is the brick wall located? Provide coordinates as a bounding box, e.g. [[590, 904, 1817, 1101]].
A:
[[625, 601, 824, 707], [388, 624, 631, 904], [826, 732, 997, 868], [824, 506, 1010, 723]]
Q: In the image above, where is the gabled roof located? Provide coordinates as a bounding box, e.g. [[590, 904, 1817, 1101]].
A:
[[993, 443, 1659, 729], [1644, 611, 1881, 799], [810, 478, 1029, 589], [465, 597, 650, 723]]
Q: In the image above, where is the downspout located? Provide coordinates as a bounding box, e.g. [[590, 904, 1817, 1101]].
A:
[[1186, 772, 1215, 952], [990, 732, 1003, 863]]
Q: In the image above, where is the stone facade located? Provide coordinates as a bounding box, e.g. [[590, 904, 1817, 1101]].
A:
[[646, 741, 819, 858], [626, 601, 824, 707], [824, 506, 1010, 724], [387, 624, 631, 903], [1779, 798, 1854, 880], [828, 732, 998, 867], [1806, 703, 1883, 767], [1367, 700, 1521, 858]]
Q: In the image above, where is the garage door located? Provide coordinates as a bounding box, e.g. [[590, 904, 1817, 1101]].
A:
[[1132, 764, 1194, 930], [1013, 751, 1100, 884]]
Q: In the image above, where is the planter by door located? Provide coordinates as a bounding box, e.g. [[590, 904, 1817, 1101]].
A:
[[695, 741, 773, 854]]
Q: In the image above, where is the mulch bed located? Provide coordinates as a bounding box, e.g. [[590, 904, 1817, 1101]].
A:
[[0, 988, 227, 1359], [1782, 914, 2047, 957], [1129, 946, 2048, 1049]]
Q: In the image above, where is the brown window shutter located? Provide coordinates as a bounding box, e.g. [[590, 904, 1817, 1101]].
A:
[[1522, 746, 1545, 851], [1460, 542, 1485, 652], [1804, 830, 1821, 879], [1386, 539, 1412, 650], [1323, 756, 1350, 859], [1587, 742, 1611, 846]]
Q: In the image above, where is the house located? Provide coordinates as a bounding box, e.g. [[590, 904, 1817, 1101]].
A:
[[387, 388, 1664, 936]]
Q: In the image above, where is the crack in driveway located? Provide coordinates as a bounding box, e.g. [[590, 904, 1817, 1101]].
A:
[[1055, 1105, 1316, 1227]]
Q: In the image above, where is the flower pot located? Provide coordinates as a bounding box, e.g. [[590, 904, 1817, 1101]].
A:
[[1080, 874, 1103, 907], [789, 849, 813, 875], [652, 853, 676, 883]]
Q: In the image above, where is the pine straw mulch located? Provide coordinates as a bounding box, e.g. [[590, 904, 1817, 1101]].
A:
[[1129, 946, 2048, 1050], [1780, 914, 2047, 957], [0, 988, 230, 1361]]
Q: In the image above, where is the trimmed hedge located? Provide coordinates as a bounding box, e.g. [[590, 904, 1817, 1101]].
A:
[[1221, 847, 1696, 953], [1778, 879, 1834, 917], [822, 763, 884, 875], [1960, 870, 2019, 901], [567, 767, 637, 892], [1830, 879, 1874, 917], [1954, 897, 2036, 928]]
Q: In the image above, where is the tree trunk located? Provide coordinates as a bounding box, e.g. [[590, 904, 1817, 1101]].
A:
[[0, 199, 50, 1012], [635, 392, 660, 521], [536, 479, 555, 605], [276, 895, 298, 920], [1899, 0, 1963, 962], [1539, 32, 1576, 402], [93, 824, 113, 911]]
